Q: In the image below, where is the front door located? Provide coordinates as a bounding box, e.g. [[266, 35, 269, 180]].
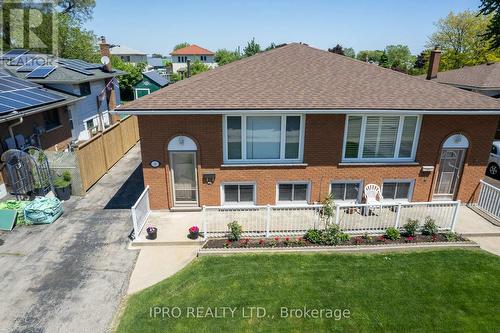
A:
[[169, 151, 198, 206], [433, 148, 466, 201]]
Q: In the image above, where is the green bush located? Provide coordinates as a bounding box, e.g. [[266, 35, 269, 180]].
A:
[[321, 224, 343, 245], [227, 221, 242, 241], [53, 171, 72, 188], [304, 229, 322, 244], [385, 227, 401, 240], [445, 232, 459, 242], [403, 219, 420, 236], [338, 233, 350, 243], [422, 216, 438, 235]]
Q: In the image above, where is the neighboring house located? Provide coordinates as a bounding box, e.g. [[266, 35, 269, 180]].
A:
[[133, 70, 169, 99], [0, 69, 81, 153], [170, 44, 217, 74], [3, 52, 125, 142], [110, 45, 148, 64], [424, 58, 500, 139], [147, 56, 171, 77], [116, 43, 500, 210]]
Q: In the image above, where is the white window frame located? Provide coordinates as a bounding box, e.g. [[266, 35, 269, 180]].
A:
[[220, 181, 257, 206], [381, 179, 415, 202], [329, 180, 363, 203], [222, 114, 305, 164], [134, 88, 151, 100], [342, 114, 422, 163], [276, 181, 311, 205]]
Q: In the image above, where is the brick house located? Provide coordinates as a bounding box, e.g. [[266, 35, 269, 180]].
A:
[[116, 43, 500, 210]]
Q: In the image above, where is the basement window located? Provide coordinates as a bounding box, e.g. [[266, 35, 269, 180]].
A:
[[222, 183, 255, 205]]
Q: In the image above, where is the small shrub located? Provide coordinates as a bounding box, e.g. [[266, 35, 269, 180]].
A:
[[321, 224, 342, 245], [403, 219, 420, 236], [422, 216, 438, 235], [445, 232, 459, 242], [338, 233, 350, 243], [304, 229, 322, 244], [224, 240, 232, 248], [227, 221, 242, 241], [385, 227, 401, 240]]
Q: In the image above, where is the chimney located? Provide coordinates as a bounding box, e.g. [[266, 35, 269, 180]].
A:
[[426, 46, 441, 80], [99, 36, 118, 123], [99, 36, 112, 72], [186, 59, 191, 78]]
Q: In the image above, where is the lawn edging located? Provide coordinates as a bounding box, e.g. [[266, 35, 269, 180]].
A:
[[198, 240, 479, 256]]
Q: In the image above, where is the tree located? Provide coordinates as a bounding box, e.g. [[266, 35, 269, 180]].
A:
[[214, 49, 241, 66], [243, 38, 261, 57], [344, 47, 356, 58], [57, 0, 96, 22], [379, 51, 389, 68], [173, 42, 190, 51], [328, 44, 345, 55], [356, 50, 384, 63], [385, 44, 413, 71], [479, 0, 500, 49], [427, 10, 499, 69], [189, 60, 210, 76], [151, 53, 163, 58], [111, 56, 146, 100], [57, 13, 99, 62]]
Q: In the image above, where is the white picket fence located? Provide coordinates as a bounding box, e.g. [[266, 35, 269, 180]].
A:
[[475, 180, 500, 221], [202, 200, 460, 238], [131, 186, 151, 239]]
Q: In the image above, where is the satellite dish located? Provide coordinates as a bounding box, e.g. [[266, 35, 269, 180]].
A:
[[101, 56, 110, 65]]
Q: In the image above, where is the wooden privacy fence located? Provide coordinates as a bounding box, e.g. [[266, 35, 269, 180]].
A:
[[76, 116, 139, 191]]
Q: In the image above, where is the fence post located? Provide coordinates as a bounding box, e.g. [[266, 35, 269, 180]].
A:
[[265, 205, 271, 237], [131, 206, 138, 239], [335, 205, 340, 225], [450, 200, 461, 232], [395, 203, 402, 228], [202, 205, 207, 238]]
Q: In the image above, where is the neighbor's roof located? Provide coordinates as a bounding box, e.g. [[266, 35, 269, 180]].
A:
[[110, 45, 147, 56], [120, 43, 500, 112], [427, 62, 500, 90], [143, 70, 169, 87], [147, 57, 166, 67], [3, 55, 127, 84], [170, 45, 214, 56]]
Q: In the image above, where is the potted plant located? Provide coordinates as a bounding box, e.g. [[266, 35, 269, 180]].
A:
[[53, 171, 72, 201], [188, 225, 200, 239], [146, 226, 157, 240]]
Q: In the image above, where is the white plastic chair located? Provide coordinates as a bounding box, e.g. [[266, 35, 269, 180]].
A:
[[363, 184, 383, 215]]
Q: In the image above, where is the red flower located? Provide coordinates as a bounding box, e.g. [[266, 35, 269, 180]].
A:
[[274, 237, 280, 241], [285, 237, 290, 241], [259, 239, 265, 244], [189, 226, 199, 233], [406, 236, 414, 242]]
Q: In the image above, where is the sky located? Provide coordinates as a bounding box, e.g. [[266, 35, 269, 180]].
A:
[[85, 0, 482, 56]]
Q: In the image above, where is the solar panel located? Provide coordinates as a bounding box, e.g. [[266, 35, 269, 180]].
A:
[[8, 54, 37, 66], [0, 49, 28, 60], [0, 76, 39, 91], [61, 65, 94, 75], [26, 66, 56, 78], [0, 103, 15, 114], [17, 58, 47, 72]]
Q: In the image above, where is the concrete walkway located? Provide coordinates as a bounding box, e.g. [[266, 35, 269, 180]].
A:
[[455, 206, 500, 236], [127, 244, 200, 294], [0, 144, 143, 333]]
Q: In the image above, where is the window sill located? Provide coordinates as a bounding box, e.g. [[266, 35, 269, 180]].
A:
[[338, 162, 420, 166], [221, 163, 308, 168]]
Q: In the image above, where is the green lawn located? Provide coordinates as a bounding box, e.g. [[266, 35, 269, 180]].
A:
[[117, 250, 500, 333]]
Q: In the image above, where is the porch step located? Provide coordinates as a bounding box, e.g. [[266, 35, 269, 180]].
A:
[[130, 238, 206, 247], [169, 206, 203, 212]]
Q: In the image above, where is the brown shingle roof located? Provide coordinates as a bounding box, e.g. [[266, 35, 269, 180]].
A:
[[170, 44, 214, 56], [428, 62, 500, 89], [121, 43, 500, 111]]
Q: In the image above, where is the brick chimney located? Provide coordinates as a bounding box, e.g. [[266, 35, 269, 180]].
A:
[[99, 36, 118, 123], [426, 46, 441, 80]]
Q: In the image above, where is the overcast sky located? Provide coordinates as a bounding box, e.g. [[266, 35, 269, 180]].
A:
[[85, 0, 482, 56]]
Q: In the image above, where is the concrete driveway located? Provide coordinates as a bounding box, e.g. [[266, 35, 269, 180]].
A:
[[0, 144, 143, 333]]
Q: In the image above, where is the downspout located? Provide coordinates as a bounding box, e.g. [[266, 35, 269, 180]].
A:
[[8, 117, 23, 142]]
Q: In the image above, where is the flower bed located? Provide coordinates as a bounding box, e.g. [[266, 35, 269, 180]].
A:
[[203, 233, 467, 249]]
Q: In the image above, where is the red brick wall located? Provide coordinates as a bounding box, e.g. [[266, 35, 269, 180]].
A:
[[138, 114, 498, 210]]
